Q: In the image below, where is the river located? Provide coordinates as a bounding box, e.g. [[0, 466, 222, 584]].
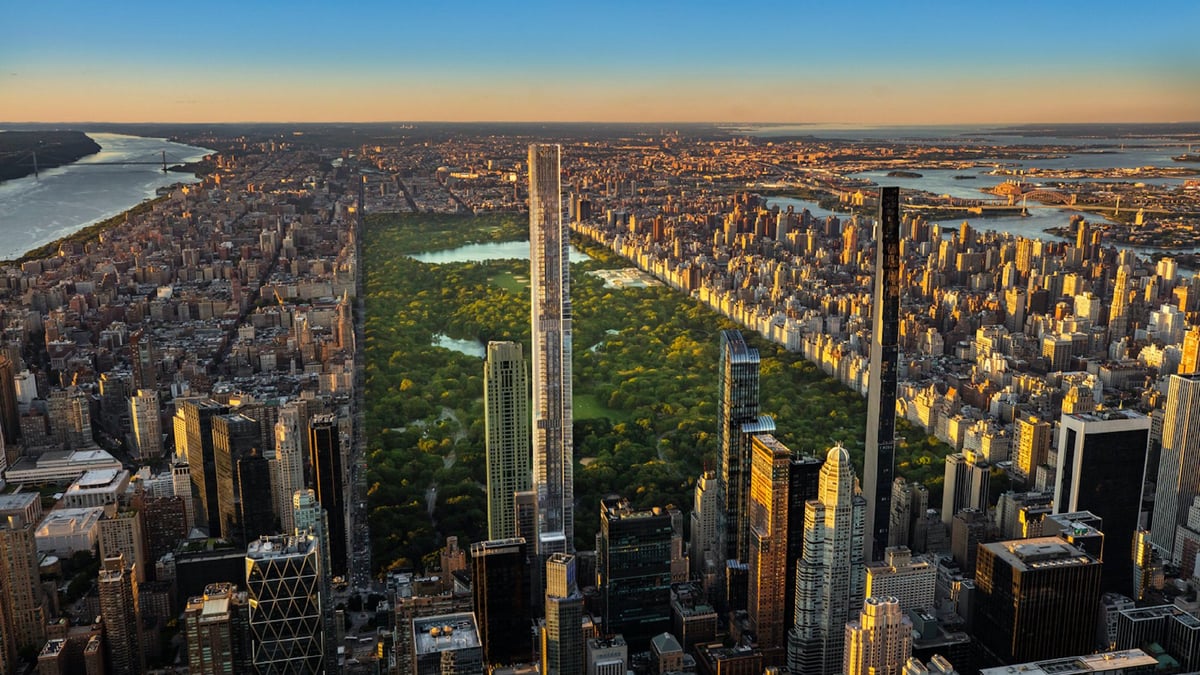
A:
[[0, 133, 211, 260]]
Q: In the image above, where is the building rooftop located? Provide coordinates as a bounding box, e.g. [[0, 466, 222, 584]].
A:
[[412, 612, 479, 655], [985, 537, 1098, 570], [979, 648, 1157, 674]]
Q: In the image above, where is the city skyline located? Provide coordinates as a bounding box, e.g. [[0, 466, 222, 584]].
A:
[[2, 2, 1198, 124]]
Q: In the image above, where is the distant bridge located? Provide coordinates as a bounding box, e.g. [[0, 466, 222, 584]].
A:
[[14, 149, 190, 177]]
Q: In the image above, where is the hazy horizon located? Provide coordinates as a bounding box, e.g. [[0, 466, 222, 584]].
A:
[[3, 0, 1198, 125]]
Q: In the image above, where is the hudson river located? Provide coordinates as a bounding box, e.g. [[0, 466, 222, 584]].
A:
[[0, 133, 211, 260]]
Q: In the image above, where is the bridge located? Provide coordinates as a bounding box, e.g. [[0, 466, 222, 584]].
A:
[[15, 149, 189, 177]]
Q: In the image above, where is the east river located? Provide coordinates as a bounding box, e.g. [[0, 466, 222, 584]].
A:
[[0, 133, 211, 260]]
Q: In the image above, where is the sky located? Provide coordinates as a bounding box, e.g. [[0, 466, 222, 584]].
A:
[[2, 0, 1198, 125]]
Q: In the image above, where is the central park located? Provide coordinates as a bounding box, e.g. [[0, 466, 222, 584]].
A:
[[362, 212, 954, 572]]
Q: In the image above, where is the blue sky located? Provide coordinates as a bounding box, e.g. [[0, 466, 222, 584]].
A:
[[2, 0, 1197, 123]]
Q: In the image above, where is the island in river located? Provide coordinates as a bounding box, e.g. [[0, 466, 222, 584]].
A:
[[0, 130, 101, 182]]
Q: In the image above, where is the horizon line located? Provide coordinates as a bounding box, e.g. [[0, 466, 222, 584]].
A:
[[4, 120, 1200, 128]]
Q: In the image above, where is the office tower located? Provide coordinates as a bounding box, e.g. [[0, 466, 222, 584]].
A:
[[844, 597, 913, 675], [238, 448, 274, 543], [975, 538, 1101, 663], [1114, 605, 1200, 670], [1151, 374, 1200, 560], [1015, 416, 1052, 479], [128, 389, 162, 460], [940, 452, 990, 526], [172, 460, 197, 533], [949, 508, 990, 576], [717, 329, 761, 568], [272, 408, 305, 533], [484, 341, 531, 540], [785, 452, 823, 627], [183, 582, 252, 674], [597, 497, 672, 649], [309, 413, 348, 578], [470, 538, 533, 666], [530, 143, 574, 556], [747, 434, 791, 655], [212, 412, 259, 542], [134, 493, 187, 575], [543, 553, 584, 675], [788, 445, 867, 675], [0, 493, 47, 655], [412, 613, 484, 675], [689, 470, 719, 584], [182, 399, 230, 535], [889, 480, 928, 549], [246, 535, 325, 673], [98, 508, 146, 583], [1182, 326, 1200, 375], [99, 554, 143, 675], [1055, 409, 1150, 593], [864, 186, 901, 561], [130, 328, 158, 391], [866, 547, 936, 612], [0, 354, 19, 446], [587, 635, 628, 675]]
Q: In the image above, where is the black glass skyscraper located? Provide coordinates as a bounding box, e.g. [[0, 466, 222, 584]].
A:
[[309, 414, 347, 579], [864, 187, 900, 561], [598, 496, 673, 650], [470, 538, 533, 666]]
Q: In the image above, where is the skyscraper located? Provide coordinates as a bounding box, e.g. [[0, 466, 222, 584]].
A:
[[129, 389, 162, 460], [940, 451, 990, 526], [182, 398, 230, 536], [0, 493, 47, 656], [470, 538, 533, 666], [1015, 415, 1052, 480], [245, 535, 325, 673], [213, 412, 260, 542], [597, 497, 672, 649], [98, 554, 143, 675], [843, 597, 913, 675], [529, 143, 573, 555], [0, 354, 20, 446], [747, 434, 792, 656], [864, 186, 901, 561], [272, 405, 305, 533], [717, 329, 762, 566], [238, 448, 275, 544], [975, 538, 1101, 663], [1055, 409, 1150, 593], [484, 341, 531, 540], [130, 328, 158, 392], [1151, 374, 1200, 559], [689, 470, 719, 586], [309, 413, 348, 578], [543, 552, 584, 675], [98, 508, 146, 583], [788, 445, 867, 675]]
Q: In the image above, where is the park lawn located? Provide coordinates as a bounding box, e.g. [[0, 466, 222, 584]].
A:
[[574, 392, 631, 422], [489, 270, 529, 294]]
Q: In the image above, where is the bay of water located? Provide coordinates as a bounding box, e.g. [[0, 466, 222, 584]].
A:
[[410, 240, 592, 264], [0, 133, 211, 260]]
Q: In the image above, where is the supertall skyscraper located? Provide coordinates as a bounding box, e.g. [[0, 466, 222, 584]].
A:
[[788, 444, 867, 675], [530, 143, 574, 555], [864, 186, 901, 561], [717, 329, 761, 566], [1151, 374, 1200, 560], [484, 341, 531, 540]]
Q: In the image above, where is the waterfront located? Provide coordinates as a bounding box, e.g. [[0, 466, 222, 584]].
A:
[[409, 239, 591, 264], [0, 133, 210, 260]]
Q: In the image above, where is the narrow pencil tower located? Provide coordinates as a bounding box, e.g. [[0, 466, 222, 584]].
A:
[[863, 186, 901, 561]]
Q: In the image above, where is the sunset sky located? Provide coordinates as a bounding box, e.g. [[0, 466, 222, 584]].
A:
[[2, 0, 1197, 124]]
